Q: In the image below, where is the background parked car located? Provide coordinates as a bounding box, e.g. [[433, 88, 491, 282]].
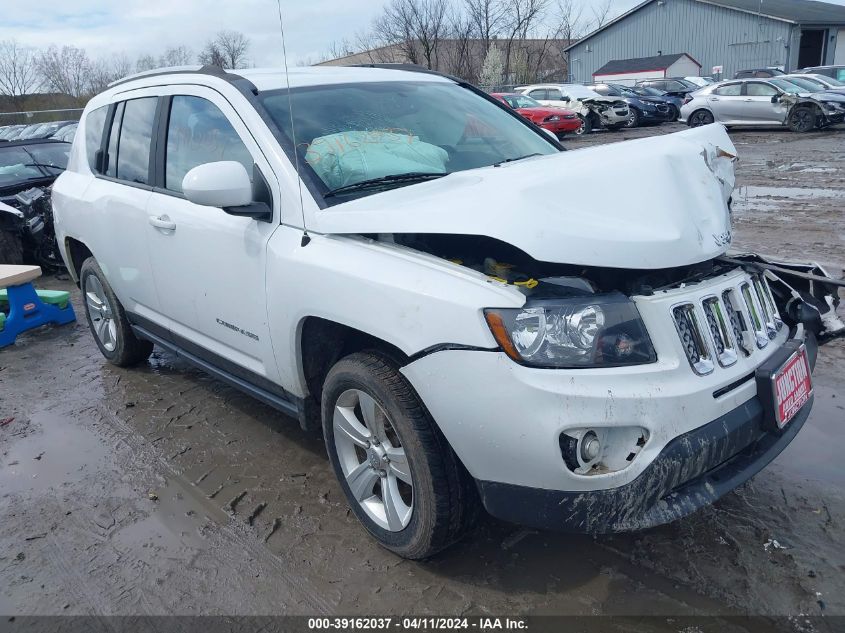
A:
[[796, 65, 845, 81], [681, 78, 845, 132], [490, 93, 581, 138], [793, 73, 845, 91], [683, 76, 715, 87], [635, 78, 696, 99], [781, 74, 845, 97], [0, 138, 70, 266], [623, 84, 685, 120], [50, 122, 78, 143], [587, 83, 672, 127], [734, 68, 785, 79], [516, 84, 630, 134]]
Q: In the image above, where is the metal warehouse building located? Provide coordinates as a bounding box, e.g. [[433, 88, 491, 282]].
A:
[[565, 0, 845, 83]]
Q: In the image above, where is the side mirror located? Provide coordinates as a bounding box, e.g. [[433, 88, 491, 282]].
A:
[[771, 94, 780, 103], [562, 96, 571, 102], [182, 161, 272, 222]]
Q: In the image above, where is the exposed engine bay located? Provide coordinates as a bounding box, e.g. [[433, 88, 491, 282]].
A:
[[0, 187, 63, 269], [384, 233, 845, 342]]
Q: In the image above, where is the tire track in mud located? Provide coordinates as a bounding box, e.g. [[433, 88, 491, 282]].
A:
[[88, 399, 334, 614]]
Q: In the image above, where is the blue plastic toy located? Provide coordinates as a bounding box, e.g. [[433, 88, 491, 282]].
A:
[[0, 265, 76, 348]]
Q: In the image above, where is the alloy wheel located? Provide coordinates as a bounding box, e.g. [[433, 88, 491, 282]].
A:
[[85, 275, 117, 352], [333, 388, 413, 531]]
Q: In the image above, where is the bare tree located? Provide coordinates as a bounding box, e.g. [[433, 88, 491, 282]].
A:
[[37, 45, 91, 100], [159, 45, 193, 67], [464, 0, 506, 49], [374, 0, 449, 69], [500, 0, 549, 80], [590, 0, 613, 29], [201, 30, 250, 69], [88, 53, 132, 93], [135, 54, 157, 73], [0, 39, 40, 104]]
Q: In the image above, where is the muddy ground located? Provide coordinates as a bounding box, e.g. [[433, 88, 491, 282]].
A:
[[1, 123, 843, 628]]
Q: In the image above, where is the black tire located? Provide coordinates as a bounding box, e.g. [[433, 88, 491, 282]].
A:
[[688, 109, 714, 127], [322, 352, 478, 559], [574, 114, 592, 136], [79, 257, 153, 367], [788, 106, 816, 133], [0, 230, 24, 265], [625, 108, 641, 128]]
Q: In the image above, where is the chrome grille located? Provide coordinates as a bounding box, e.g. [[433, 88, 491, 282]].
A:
[[671, 273, 785, 376], [672, 304, 714, 375], [702, 297, 738, 367]]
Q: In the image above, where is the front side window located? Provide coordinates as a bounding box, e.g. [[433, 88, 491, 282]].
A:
[[115, 97, 157, 185], [547, 88, 563, 100], [165, 96, 253, 193], [85, 106, 108, 173], [746, 82, 778, 97], [528, 89, 547, 100], [714, 84, 742, 96], [259, 81, 558, 201]]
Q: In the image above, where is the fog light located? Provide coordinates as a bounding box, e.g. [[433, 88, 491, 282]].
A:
[[580, 431, 601, 462]]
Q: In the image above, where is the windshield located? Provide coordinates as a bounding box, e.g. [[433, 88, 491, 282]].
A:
[[562, 85, 603, 99], [259, 81, 558, 201], [769, 78, 804, 94], [819, 75, 845, 87], [501, 94, 542, 109], [0, 143, 69, 187]]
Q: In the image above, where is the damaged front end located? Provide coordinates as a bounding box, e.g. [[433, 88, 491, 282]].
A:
[[781, 93, 845, 131], [580, 97, 630, 127], [0, 187, 64, 269]]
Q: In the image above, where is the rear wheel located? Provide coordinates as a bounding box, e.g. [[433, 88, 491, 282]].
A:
[[788, 106, 816, 133], [689, 109, 714, 127], [322, 352, 477, 559], [80, 257, 153, 366]]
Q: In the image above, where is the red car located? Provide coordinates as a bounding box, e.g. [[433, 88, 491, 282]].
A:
[[490, 93, 581, 137]]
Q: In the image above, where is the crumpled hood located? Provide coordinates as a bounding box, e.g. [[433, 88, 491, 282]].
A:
[[310, 124, 737, 270]]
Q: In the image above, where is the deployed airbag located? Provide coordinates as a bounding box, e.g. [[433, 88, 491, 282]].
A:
[[305, 130, 448, 190]]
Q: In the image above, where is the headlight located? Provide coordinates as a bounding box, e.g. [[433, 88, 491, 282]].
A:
[[545, 115, 561, 121], [485, 293, 657, 368]]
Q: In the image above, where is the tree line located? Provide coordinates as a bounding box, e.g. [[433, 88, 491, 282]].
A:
[[312, 0, 615, 87], [0, 30, 252, 112]]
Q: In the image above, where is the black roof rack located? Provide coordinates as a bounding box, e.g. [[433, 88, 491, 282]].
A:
[[107, 65, 257, 94]]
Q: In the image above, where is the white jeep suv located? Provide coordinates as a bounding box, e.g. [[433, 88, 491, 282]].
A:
[[52, 64, 841, 559]]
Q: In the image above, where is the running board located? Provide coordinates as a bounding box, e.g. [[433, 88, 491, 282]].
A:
[[131, 325, 302, 419]]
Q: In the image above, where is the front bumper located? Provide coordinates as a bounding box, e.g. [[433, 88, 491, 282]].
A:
[[478, 333, 815, 533], [541, 118, 582, 133]]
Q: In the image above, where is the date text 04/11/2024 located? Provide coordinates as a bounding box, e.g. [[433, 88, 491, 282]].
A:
[[306, 618, 528, 630]]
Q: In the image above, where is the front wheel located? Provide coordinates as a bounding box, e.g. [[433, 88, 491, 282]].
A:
[[625, 108, 641, 128], [80, 257, 153, 366], [574, 114, 592, 136], [667, 104, 680, 122], [322, 352, 477, 559], [688, 109, 714, 127], [788, 107, 816, 133]]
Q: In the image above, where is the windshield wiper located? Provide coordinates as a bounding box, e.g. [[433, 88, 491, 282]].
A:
[[494, 153, 543, 167], [323, 172, 447, 198]]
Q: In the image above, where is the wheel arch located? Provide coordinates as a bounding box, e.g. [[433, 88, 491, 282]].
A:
[[64, 237, 93, 284]]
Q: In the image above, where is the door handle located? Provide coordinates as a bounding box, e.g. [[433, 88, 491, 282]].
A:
[[148, 215, 176, 231], [745, 98, 753, 102], [709, 97, 719, 101]]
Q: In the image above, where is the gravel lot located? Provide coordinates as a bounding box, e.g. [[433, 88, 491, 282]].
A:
[[1, 123, 843, 628]]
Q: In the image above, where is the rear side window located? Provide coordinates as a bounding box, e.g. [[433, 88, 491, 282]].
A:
[[164, 96, 253, 193], [115, 97, 157, 184], [85, 106, 108, 173], [715, 84, 742, 96]]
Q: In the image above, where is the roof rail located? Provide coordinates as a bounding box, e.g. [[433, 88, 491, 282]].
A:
[[107, 64, 256, 93]]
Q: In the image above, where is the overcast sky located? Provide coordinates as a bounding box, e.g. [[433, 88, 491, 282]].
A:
[[2, 0, 845, 68]]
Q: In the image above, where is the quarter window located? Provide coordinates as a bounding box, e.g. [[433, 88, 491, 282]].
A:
[[165, 96, 253, 193], [714, 84, 742, 96], [115, 97, 157, 184], [85, 106, 108, 173]]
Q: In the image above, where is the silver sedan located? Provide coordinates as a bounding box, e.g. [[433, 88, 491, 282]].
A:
[[680, 78, 845, 132]]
